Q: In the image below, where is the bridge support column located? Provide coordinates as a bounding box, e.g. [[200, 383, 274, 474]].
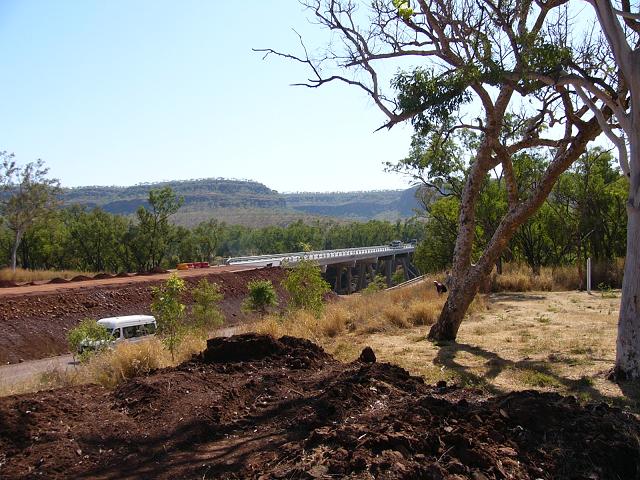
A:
[[335, 265, 342, 293], [385, 258, 393, 287], [401, 256, 410, 281], [357, 263, 366, 290], [346, 266, 353, 294]]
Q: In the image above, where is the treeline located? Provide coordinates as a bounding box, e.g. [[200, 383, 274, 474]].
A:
[[0, 186, 425, 273], [415, 148, 628, 276]]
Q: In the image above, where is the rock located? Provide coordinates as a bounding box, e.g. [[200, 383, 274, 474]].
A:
[[359, 347, 376, 363]]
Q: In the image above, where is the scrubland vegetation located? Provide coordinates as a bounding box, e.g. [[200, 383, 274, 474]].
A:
[[5, 279, 632, 410]]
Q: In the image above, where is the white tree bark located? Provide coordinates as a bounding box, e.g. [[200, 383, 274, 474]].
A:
[[10, 229, 23, 272], [615, 109, 640, 378], [584, 0, 640, 379], [617, 199, 640, 378]]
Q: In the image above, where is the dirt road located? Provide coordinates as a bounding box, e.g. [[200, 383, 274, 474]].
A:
[[0, 354, 76, 386], [0, 265, 255, 297]]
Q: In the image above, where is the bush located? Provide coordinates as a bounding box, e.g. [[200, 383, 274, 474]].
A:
[[392, 270, 405, 286], [362, 274, 387, 294], [151, 273, 187, 361], [67, 319, 113, 361], [281, 259, 331, 316], [243, 279, 278, 316], [191, 278, 225, 335]]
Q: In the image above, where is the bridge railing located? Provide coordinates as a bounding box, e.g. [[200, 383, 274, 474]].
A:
[[225, 244, 414, 266]]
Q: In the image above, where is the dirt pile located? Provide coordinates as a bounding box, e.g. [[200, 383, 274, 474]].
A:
[[1, 334, 638, 479], [0, 268, 286, 364]]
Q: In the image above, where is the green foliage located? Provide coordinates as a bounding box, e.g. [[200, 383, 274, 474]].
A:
[[135, 187, 184, 270], [363, 274, 388, 294], [418, 148, 626, 275], [151, 274, 187, 360], [191, 279, 224, 335], [243, 279, 278, 316], [67, 319, 113, 361], [392, 270, 405, 286], [393, 68, 472, 133], [414, 197, 460, 272], [392, 0, 413, 19], [0, 156, 60, 270], [281, 259, 331, 316], [0, 209, 426, 272], [598, 283, 617, 299]]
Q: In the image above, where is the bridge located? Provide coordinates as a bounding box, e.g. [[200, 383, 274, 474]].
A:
[[225, 244, 420, 294]]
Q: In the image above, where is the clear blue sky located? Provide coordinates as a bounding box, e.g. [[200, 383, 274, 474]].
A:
[[0, 1, 414, 192]]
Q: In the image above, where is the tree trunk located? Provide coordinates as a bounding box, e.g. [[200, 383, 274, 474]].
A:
[[10, 230, 23, 272], [615, 205, 640, 379], [428, 278, 480, 340], [615, 128, 640, 378]]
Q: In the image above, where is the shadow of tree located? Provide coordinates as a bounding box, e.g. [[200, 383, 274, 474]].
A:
[[432, 341, 640, 413]]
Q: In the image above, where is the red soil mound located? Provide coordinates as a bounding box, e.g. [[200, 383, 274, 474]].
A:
[[0, 336, 637, 479], [48, 277, 70, 284], [70, 275, 92, 282], [93, 273, 114, 280]]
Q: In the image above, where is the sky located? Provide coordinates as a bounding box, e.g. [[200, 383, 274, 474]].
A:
[[0, 1, 416, 193]]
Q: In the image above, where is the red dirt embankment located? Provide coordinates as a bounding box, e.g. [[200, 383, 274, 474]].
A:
[[0, 268, 286, 364], [0, 334, 638, 479]]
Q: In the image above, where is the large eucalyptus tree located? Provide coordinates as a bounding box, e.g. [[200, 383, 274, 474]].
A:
[[260, 0, 604, 339]]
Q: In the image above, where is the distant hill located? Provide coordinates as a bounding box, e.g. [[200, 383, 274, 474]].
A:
[[284, 187, 420, 220], [61, 178, 421, 227]]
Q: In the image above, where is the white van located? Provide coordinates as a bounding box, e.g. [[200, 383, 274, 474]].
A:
[[99, 315, 157, 342], [78, 315, 157, 353]]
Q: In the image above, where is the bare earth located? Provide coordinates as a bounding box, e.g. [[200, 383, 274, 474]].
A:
[[1, 334, 638, 479], [0, 266, 287, 364]]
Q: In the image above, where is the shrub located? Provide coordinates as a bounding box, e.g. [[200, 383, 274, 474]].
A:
[[243, 279, 278, 316], [67, 319, 113, 362], [362, 274, 387, 294], [281, 259, 331, 316], [392, 270, 405, 286], [151, 273, 187, 361], [191, 278, 225, 335]]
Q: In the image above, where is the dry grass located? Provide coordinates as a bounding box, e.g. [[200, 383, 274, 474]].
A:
[[489, 269, 554, 292], [485, 259, 625, 292], [0, 369, 80, 397], [0, 335, 207, 396], [0, 267, 96, 283], [251, 286, 638, 413], [87, 335, 207, 388], [253, 281, 454, 342]]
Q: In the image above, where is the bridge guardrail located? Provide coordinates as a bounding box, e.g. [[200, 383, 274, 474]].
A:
[[225, 244, 415, 266]]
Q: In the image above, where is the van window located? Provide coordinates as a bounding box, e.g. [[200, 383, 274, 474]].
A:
[[138, 323, 156, 335], [123, 326, 137, 339], [111, 328, 121, 339]]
